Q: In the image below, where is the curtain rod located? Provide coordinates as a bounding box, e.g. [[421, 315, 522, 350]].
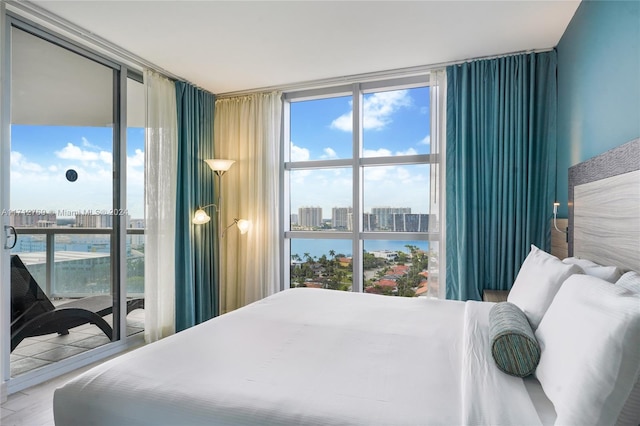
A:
[[216, 46, 554, 99]]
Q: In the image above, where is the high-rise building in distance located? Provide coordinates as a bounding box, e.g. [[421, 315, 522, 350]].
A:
[[391, 213, 432, 232], [371, 207, 411, 230], [10, 211, 57, 228], [75, 214, 132, 228], [298, 207, 322, 228], [332, 207, 352, 230]]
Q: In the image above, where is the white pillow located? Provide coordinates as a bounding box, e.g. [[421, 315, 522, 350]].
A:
[[617, 271, 640, 294], [615, 271, 640, 426], [507, 245, 582, 330], [535, 275, 640, 426], [618, 378, 640, 426], [562, 257, 623, 283]]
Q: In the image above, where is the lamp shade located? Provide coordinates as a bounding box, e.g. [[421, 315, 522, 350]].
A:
[[204, 159, 235, 172], [236, 219, 251, 234], [193, 208, 211, 225]]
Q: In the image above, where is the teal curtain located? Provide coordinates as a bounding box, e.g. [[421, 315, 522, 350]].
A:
[[446, 51, 557, 301], [175, 81, 217, 331]]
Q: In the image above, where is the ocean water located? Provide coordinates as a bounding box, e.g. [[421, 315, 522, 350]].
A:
[[290, 238, 429, 259]]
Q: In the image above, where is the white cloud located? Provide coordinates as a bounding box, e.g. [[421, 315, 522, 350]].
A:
[[363, 165, 429, 211], [10, 141, 146, 219], [290, 142, 310, 162], [99, 151, 112, 164], [396, 148, 418, 156], [10, 151, 44, 173], [363, 147, 417, 158], [365, 167, 390, 182], [330, 90, 411, 132], [419, 135, 430, 146], [290, 168, 352, 212], [128, 149, 145, 167], [420, 106, 428, 115], [396, 167, 412, 182], [330, 114, 352, 132], [363, 148, 392, 157], [363, 90, 411, 130], [81, 136, 100, 150], [315, 166, 427, 211], [55, 142, 112, 165], [56, 143, 98, 161], [289, 164, 431, 218], [321, 147, 338, 159], [125, 149, 145, 218]]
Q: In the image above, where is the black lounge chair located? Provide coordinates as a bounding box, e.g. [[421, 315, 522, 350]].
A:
[[10, 254, 144, 352]]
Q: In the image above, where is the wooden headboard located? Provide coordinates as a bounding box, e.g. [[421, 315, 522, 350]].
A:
[[568, 138, 640, 272]]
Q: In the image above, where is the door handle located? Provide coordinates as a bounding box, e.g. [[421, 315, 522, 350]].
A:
[[4, 225, 16, 249]]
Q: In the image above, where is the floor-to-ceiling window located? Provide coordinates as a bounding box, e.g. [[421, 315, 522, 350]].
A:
[[283, 76, 443, 297], [3, 16, 144, 387]]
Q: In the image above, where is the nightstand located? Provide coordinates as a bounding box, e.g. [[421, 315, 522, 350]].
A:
[[483, 290, 509, 303]]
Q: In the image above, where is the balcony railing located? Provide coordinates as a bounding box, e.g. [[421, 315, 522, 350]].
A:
[[12, 227, 144, 299]]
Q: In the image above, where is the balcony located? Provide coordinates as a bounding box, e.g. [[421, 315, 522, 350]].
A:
[[10, 227, 145, 377]]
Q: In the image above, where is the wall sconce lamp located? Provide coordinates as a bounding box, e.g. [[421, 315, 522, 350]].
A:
[[553, 202, 567, 235]]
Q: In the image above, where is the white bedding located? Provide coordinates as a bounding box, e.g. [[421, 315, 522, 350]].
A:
[[54, 288, 550, 425]]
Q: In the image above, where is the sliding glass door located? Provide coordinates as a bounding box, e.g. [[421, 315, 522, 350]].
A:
[[2, 16, 144, 390]]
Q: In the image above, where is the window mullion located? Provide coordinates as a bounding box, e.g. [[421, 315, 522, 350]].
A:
[[281, 100, 291, 291], [114, 66, 127, 342], [352, 84, 363, 293]]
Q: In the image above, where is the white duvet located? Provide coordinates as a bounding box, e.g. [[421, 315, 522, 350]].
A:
[[54, 288, 546, 425]]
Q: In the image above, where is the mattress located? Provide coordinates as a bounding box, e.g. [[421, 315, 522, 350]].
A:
[[54, 288, 550, 425]]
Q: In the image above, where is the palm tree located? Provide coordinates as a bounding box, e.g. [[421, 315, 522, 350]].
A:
[[327, 249, 337, 270]]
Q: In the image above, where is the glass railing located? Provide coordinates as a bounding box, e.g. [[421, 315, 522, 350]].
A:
[[11, 228, 144, 299]]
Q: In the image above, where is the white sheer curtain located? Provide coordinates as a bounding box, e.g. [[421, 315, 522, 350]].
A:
[[215, 92, 282, 313], [144, 70, 177, 342], [430, 69, 447, 299]]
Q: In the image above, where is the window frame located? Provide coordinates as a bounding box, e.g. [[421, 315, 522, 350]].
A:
[[281, 74, 442, 295]]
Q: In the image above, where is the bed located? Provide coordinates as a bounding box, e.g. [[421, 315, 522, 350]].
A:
[[53, 139, 640, 426]]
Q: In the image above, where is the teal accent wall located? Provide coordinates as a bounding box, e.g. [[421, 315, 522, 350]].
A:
[[556, 0, 640, 217]]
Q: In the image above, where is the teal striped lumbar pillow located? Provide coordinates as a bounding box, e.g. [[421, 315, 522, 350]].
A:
[[489, 302, 541, 377]]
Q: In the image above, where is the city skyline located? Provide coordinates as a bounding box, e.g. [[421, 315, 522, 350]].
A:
[[293, 206, 433, 232], [293, 205, 414, 221]]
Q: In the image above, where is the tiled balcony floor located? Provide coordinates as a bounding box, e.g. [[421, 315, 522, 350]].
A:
[[10, 308, 144, 377]]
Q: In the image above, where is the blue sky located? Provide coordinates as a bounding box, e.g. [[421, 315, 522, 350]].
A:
[[10, 125, 145, 219], [9, 87, 432, 222], [289, 87, 432, 216]]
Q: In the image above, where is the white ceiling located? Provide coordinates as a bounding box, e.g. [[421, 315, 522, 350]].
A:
[[30, 0, 581, 95]]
